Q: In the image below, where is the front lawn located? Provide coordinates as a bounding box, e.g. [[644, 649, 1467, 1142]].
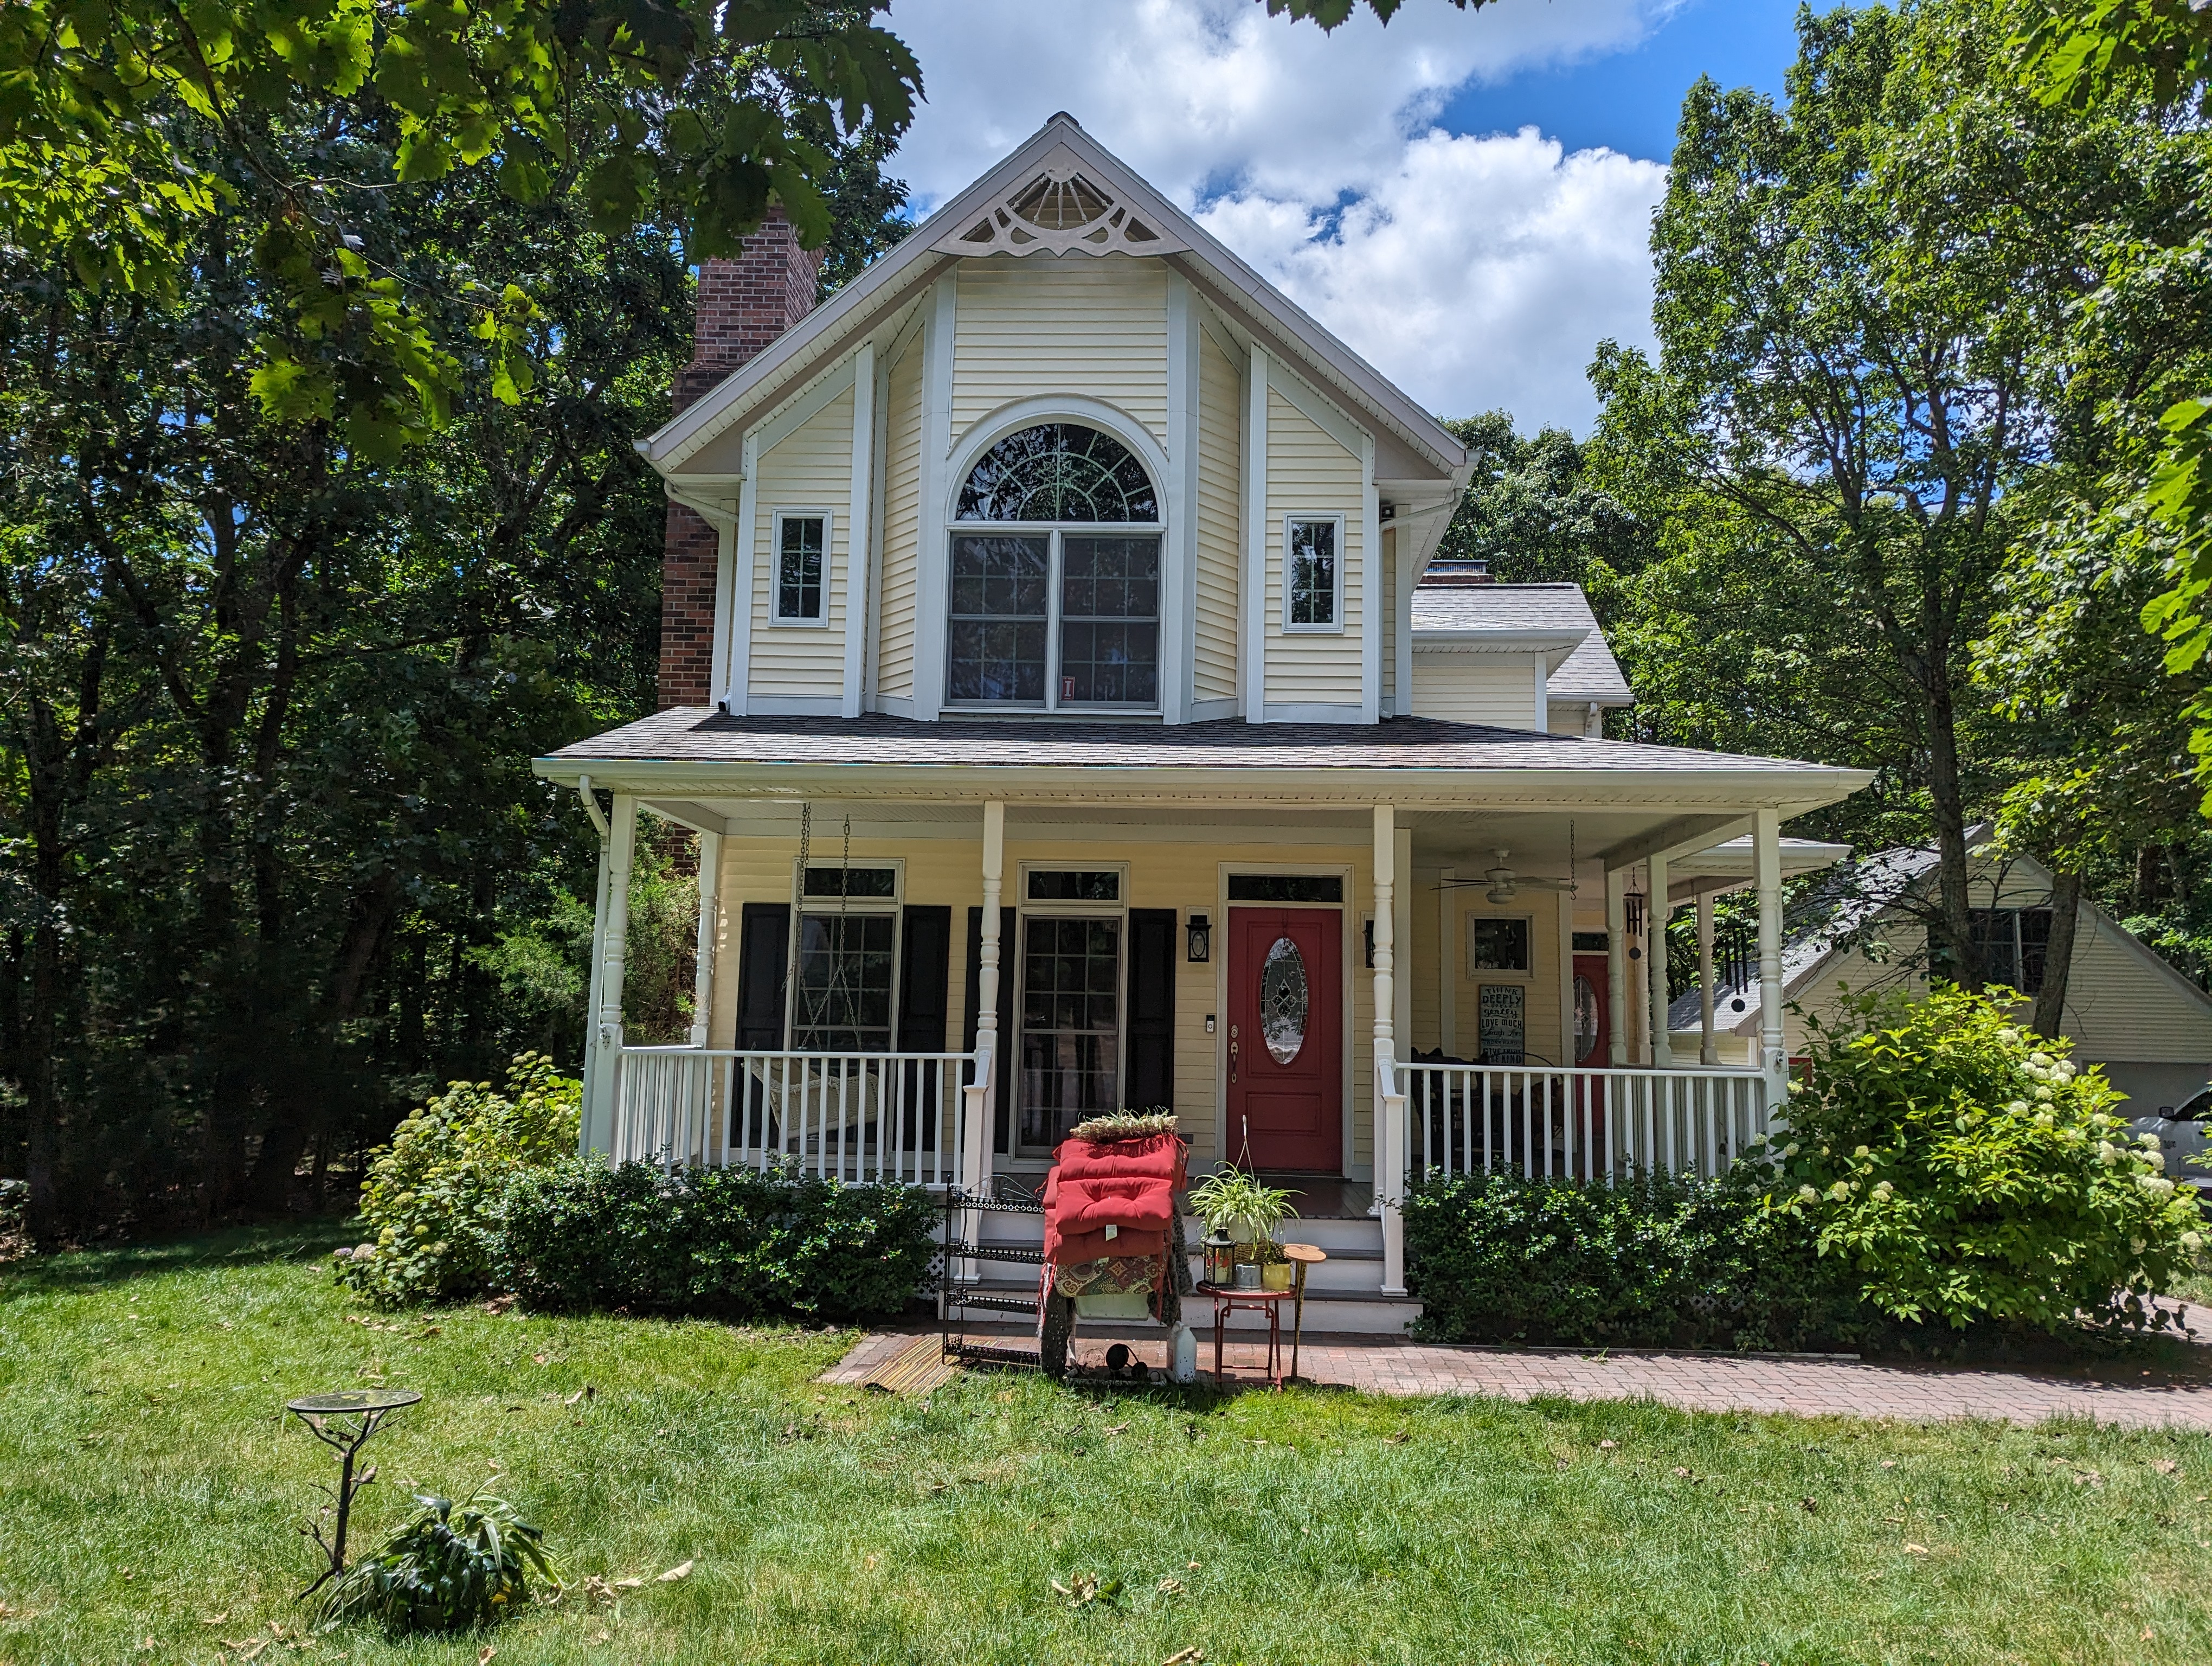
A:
[[3, 1227, 2209, 1665]]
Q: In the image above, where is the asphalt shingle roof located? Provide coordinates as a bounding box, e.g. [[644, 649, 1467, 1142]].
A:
[[1411, 582, 1633, 704], [543, 709, 1842, 776]]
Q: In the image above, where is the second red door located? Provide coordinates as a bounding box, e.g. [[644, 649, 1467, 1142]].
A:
[[1227, 907, 1341, 1171]]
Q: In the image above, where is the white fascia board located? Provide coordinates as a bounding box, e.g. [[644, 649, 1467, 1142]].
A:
[[1414, 627, 1588, 672], [530, 755, 1874, 819]]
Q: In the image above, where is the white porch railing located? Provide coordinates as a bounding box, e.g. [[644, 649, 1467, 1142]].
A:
[[612, 1043, 989, 1188], [1394, 1058, 1771, 1183]]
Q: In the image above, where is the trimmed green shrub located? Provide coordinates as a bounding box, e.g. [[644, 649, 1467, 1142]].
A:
[[1403, 1167, 1890, 1351], [491, 1158, 938, 1322], [1766, 986, 2204, 1334], [337, 1053, 578, 1306]]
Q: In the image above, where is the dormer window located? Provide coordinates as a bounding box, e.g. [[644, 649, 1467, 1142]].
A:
[[948, 423, 1162, 712]]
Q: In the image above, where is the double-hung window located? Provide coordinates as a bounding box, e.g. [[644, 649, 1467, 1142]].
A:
[[773, 512, 828, 625], [1017, 868, 1125, 1151], [789, 864, 899, 1050], [1284, 516, 1342, 631], [947, 422, 1162, 710]]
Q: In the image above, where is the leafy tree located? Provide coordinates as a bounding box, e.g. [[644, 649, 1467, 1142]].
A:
[[1433, 414, 1654, 590], [1588, 0, 2201, 986], [0, 2, 920, 453]]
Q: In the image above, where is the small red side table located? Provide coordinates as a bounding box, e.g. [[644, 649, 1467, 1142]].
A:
[[1195, 1283, 1296, 1388]]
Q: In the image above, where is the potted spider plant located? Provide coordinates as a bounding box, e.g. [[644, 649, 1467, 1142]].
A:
[[1188, 1170, 1297, 1290]]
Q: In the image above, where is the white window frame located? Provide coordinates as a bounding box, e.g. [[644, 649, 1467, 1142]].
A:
[[1282, 514, 1346, 635], [943, 526, 1167, 713], [782, 855, 904, 1049], [769, 508, 834, 628], [1465, 912, 1536, 981]]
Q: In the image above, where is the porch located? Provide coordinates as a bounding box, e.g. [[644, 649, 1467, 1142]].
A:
[[539, 712, 1870, 1315]]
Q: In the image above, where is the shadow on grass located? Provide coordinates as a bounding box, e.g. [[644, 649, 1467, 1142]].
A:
[[0, 1219, 361, 1295]]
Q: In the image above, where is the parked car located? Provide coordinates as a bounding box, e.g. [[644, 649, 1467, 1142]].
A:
[[2134, 1087, 2212, 1201]]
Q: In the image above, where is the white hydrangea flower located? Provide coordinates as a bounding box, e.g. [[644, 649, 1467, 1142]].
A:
[[1855, 1145, 1871, 1159], [2034, 1110, 2054, 1127], [1828, 1181, 1851, 1202], [2098, 1141, 2119, 1164], [1872, 1180, 1894, 1200], [2029, 1052, 2054, 1068], [2146, 1150, 2166, 1172], [1798, 1184, 1818, 1203], [2184, 1231, 2204, 1254], [1997, 1027, 2021, 1045], [2033, 1086, 2054, 1102], [2137, 1174, 2175, 1195], [2007, 1101, 2030, 1116]]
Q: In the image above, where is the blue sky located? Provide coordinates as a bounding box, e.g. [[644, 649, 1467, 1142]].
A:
[[888, 0, 1811, 429], [1438, 0, 1800, 161]]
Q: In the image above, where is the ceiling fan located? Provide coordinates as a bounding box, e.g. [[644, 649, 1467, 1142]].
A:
[[1439, 850, 1577, 906]]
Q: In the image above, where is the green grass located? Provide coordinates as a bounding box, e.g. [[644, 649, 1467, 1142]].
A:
[[4, 1228, 2211, 1665]]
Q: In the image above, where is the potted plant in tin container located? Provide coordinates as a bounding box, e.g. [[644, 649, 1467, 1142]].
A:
[[1188, 1170, 1296, 1290]]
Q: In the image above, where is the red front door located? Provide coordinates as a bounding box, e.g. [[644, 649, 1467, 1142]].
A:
[[1227, 908, 1341, 1171], [1572, 955, 1610, 1066]]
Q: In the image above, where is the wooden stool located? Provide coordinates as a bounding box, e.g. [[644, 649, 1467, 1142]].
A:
[[1280, 1243, 1328, 1380]]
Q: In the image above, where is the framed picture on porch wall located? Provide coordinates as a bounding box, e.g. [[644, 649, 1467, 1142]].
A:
[[1467, 916, 1531, 975], [1477, 984, 1526, 1065]]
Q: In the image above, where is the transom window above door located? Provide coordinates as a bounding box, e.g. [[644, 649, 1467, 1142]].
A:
[[948, 422, 1162, 712]]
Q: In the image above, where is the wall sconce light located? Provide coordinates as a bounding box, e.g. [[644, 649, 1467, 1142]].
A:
[[1186, 912, 1212, 963]]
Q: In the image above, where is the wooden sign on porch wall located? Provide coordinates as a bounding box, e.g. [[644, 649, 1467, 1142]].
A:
[[1477, 984, 1526, 1065]]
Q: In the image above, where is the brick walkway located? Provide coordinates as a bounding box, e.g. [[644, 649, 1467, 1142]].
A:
[[823, 1309, 2212, 1430]]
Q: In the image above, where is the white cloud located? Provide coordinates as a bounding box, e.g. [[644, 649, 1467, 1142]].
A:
[[883, 0, 1673, 430], [1201, 129, 1665, 430]]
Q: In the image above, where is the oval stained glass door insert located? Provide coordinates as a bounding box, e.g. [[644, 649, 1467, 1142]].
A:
[[1259, 937, 1309, 1065]]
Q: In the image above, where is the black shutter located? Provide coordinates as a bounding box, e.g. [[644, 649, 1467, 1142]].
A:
[[963, 906, 1018, 1155], [734, 903, 790, 1050], [895, 906, 953, 1151], [1126, 908, 1176, 1113], [896, 906, 953, 1052]]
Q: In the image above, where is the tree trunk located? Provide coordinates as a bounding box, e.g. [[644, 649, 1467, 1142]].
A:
[[2031, 870, 2084, 1043], [1921, 649, 1979, 991]]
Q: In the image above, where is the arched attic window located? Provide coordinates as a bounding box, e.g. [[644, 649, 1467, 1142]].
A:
[[948, 422, 1162, 710]]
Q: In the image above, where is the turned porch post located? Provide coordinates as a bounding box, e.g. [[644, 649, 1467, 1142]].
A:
[[963, 801, 1006, 1200], [587, 791, 637, 1157], [1696, 889, 1719, 1066], [689, 830, 722, 1048], [1373, 804, 1407, 1295], [1604, 866, 1628, 1067], [1648, 850, 1673, 1069], [1754, 807, 1786, 1111]]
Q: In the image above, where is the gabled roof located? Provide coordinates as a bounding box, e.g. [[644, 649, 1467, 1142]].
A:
[[1662, 837, 2212, 1032], [1412, 582, 1634, 704], [640, 113, 1470, 492]]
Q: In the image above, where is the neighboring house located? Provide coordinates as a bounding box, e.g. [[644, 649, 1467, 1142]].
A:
[[1666, 836, 2212, 1114], [532, 115, 1869, 1326]]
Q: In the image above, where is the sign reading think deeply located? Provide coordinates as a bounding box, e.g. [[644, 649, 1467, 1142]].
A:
[[1478, 983, 1526, 1065]]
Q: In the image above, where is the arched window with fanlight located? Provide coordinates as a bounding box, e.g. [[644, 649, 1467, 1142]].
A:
[[947, 421, 1163, 710]]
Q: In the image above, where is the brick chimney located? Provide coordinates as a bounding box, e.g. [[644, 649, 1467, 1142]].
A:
[[660, 207, 825, 709]]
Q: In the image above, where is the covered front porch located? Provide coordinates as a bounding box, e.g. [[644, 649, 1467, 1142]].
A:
[[535, 710, 1870, 1302]]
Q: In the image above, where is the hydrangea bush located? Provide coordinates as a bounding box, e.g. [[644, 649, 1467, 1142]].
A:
[[1761, 987, 2202, 1334], [337, 1052, 580, 1306]]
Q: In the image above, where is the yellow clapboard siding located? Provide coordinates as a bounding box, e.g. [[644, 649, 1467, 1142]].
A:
[[1264, 388, 1364, 705], [953, 257, 1168, 445], [707, 828, 1392, 1173], [1411, 657, 1540, 726], [1195, 329, 1242, 702], [748, 387, 852, 699], [876, 339, 924, 700]]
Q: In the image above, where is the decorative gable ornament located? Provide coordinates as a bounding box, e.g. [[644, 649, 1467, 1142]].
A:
[[933, 157, 1187, 258]]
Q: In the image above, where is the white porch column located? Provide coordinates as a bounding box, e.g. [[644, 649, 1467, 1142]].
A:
[[578, 778, 612, 1154], [1605, 866, 1628, 1067], [689, 830, 722, 1048], [587, 792, 638, 1156], [963, 801, 1006, 1199], [1696, 890, 1719, 1067], [1373, 804, 1407, 1295], [1754, 806, 1787, 1109], [1648, 850, 1673, 1069]]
